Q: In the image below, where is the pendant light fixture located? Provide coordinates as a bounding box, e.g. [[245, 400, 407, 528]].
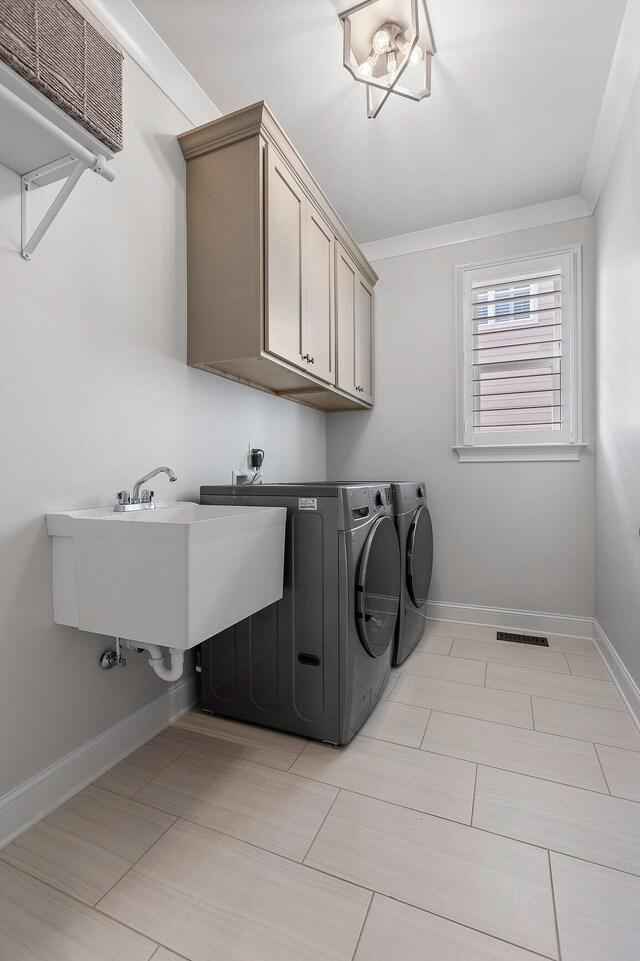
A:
[[339, 0, 435, 118]]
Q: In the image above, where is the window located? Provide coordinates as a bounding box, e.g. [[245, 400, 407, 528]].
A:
[[455, 246, 583, 462]]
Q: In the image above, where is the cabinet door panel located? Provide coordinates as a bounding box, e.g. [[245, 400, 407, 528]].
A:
[[265, 149, 304, 367], [355, 277, 374, 403], [304, 206, 335, 384], [336, 246, 357, 394]]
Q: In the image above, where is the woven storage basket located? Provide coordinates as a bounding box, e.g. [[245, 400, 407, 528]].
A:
[[0, 0, 123, 152]]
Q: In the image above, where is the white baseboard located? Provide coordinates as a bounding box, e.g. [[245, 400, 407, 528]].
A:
[[426, 600, 595, 640], [0, 673, 198, 849], [593, 621, 640, 732]]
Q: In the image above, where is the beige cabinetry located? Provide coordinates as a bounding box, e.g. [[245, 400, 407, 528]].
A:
[[264, 145, 305, 371], [303, 205, 335, 385], [336, 243, 374, 404], [178, 102, 375, 411]]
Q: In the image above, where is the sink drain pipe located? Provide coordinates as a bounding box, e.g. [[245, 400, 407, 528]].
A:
[[121, 639, 185, 681]]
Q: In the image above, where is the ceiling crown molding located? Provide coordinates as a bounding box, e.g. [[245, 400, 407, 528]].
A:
[[581, 0, 640, 212], [360, 196, 592, 262], [82, 0, 220, 126]]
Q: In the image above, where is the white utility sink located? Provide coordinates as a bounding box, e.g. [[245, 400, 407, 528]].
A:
[[46, 502, 286, 650]]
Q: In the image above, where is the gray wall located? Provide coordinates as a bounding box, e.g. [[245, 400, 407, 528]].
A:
[[594, 76, 640, 688], [327, 218, 596, 618], [0, 58, 325, 799]]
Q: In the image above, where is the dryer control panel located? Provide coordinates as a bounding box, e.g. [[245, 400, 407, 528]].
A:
[[389, 481, 427, 516], [339, 484, 393, 530]]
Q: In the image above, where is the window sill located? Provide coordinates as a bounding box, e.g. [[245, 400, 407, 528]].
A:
[[453, 443, 587, 463]]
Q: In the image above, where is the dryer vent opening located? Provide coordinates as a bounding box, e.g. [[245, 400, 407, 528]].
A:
[[497, 631, 549, 647]]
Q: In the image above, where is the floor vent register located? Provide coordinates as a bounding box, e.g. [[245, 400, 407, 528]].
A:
[[496, 631, 549, 647]]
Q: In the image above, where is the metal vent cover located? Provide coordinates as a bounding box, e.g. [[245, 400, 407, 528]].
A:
[[496, 631, 549, 647]]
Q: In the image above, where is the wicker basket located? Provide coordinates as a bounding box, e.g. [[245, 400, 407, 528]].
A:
[[0, 0, 123, 152]]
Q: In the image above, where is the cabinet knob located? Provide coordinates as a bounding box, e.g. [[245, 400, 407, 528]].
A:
[[302, 353, 315, 365]]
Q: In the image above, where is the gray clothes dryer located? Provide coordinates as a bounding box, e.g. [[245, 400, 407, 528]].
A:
[[390, 482, 433, 665], [198, 483, 401, 744], [289, 480, 434, 664]]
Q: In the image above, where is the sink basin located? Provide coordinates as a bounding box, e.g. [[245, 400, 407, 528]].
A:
[[46, 502, 286, 650]]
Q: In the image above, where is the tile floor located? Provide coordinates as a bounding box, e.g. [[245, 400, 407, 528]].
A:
[[2, 619, 640, 960]]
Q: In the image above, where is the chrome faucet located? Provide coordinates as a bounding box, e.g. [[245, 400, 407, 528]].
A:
[[114, 466, 177, 512]]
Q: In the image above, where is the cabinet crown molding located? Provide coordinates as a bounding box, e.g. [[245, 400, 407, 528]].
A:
[[178, 100, 377, 288]]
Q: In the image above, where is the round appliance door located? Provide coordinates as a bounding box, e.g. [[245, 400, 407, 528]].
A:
[[356, 515, 401, 657], [406, 505, 433, 609]]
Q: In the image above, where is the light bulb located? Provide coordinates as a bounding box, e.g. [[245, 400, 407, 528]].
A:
[[387, 50, 398, 80], [410, 44, 423, 66], [358, 60, 373, 77], [372, 29, 390, 55]]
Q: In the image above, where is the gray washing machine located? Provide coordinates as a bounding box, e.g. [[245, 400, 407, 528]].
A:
[[390, 482, 433, 665], [198, 483, 401, 744], [290, 480, 434, 665]]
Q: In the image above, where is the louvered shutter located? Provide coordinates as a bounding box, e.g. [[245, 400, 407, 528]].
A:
[[472, 270, 562, 432]]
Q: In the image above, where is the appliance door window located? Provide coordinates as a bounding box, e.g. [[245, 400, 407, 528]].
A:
[[406, 505, 433, 609], [356, 515, 401, 657]]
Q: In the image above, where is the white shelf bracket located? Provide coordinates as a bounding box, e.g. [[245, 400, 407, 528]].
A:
[[21, 157, 88, 261]]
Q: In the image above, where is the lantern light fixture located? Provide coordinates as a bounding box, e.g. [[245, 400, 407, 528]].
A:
[[339, 0, 436, 118]]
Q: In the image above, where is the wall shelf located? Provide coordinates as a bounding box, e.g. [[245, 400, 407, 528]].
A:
[[0, 60, 116, 259]]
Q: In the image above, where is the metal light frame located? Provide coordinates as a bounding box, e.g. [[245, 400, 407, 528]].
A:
[[339, 0, 436, 118]]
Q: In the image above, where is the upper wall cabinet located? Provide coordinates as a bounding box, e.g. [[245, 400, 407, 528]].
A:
[[336, 242, 374, 405], [178, 102, 376, 411]]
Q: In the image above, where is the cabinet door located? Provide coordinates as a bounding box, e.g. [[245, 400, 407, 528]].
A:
[[336, 243, 374, 404], [265, 147, 304, 367], [336, 244, 357, 394], [355, 275, 374, 403], [303, 205, 335, 384]]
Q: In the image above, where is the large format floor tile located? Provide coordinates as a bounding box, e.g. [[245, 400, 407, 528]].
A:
[[0, 861, 157, 961], [415, 633, 453, 655], [99, 819, 371, 961], [473, 766, 640, 876], [136, 744, 337, 861], [305, 791, 558, 958], [0, 786, 175, 906], [486, 664, 625, 711], [358, 699, 431, 748], [390, 673, 533, 728], [162, 709, 306, 770], [532, 697, 640, 750], [422, 621, 496, 641], [551, 853, 640, 961], [94, 735, 189, 798], [153, 951, 188, 961], [354, 894, 546, 961], [399, 651, 486, 685], [421, 712, 608, 791], [595, 744, 640, 801], [290, 736, 475, 823], [566, 653, 610, 680], [543, 635, 599, 656], [450, 637, 570, 674]]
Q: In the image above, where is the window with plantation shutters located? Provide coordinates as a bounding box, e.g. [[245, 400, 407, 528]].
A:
[[455, 247, 583, 462]]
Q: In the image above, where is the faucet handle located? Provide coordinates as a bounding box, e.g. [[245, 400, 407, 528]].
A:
[[116, 490, 131, 506], [140, 489, 154, 504]]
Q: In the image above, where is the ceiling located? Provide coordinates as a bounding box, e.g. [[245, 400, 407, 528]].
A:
[[132, 0, 627, 243]]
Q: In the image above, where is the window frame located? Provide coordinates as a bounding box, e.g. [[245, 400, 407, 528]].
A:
[[454, 245, 584, 463]]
